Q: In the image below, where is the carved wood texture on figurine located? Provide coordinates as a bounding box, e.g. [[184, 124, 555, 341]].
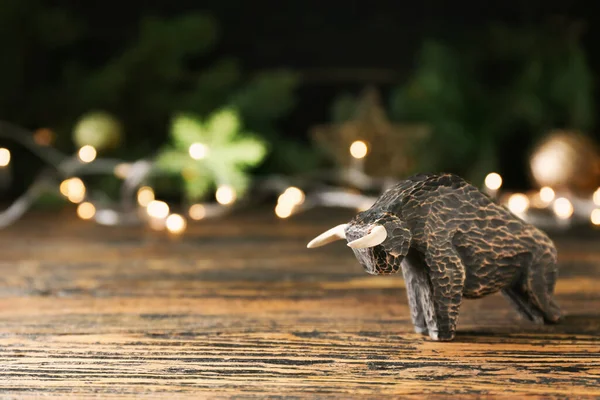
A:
[[308, 173, 562, 341]]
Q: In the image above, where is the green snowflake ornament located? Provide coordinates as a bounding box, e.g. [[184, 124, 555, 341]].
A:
[[156, 108, 267, 202]]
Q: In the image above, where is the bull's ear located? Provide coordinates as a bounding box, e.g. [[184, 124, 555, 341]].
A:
[[380, 213, 412, 258]]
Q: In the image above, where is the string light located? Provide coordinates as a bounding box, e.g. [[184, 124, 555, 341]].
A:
[[114, 163, 131, 179], [349, 140, 368, 159], [78, 145, 97, 163], [275, 203, 294, 219], [279, 187, 305, 206], [60, 178, 86, 203], [484, 173, 502, 191], [189, 204, 206, 220], [594, 188, 600, 206], [188, 143, 209, 160], [33, 128, 55, 146], [591, 209, 600, 226], [507, 193, 529, 214], [137, 186, 155, 207], [146, 200, 169, 219], [166, 213, 187, 234], [76, 202, 96, 220], [539, 187, 555, 203], [0, 148, 10, 167], [216, 185, 236, 205], [553, 197, 574, 219]]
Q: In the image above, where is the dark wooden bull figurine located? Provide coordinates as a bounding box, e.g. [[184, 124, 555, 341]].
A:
[[307, 173, 561, 341]]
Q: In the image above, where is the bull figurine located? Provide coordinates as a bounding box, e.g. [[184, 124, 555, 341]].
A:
[[307, 173, 561, 341]]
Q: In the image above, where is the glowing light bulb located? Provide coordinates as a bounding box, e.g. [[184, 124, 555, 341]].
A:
[[0, 148, 10, 167], [189, 143, 209, 160], [349, 140, 368, 159], [189, 204, 206, 220], [114, 163, 131, 179], [507, 193, 530, 214], [148, 217, 165, 231], [275, 203, 293, 219], [146, 200, 169, 219], [591, 209, 600, 226], [539, 187, 555, 203], [166, 213, 187, 234], [553, 197, 573, 220], [594, 188, 600, 206], [137, 186, 155, 207], [78, 145, 97, 163], [216, 185, 236, 205], [60, 178, 86, 203], [33, 128, 54, 146], [281, 187, 305, 206], [484, 173, 502, 191], [77, 202, 96, 220]]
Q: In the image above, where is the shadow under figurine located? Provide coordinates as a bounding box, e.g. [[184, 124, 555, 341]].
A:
[[307, 173, 562, 341]]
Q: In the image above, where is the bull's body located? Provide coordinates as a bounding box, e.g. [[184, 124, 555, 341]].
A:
[[309, 173, 561, 341]]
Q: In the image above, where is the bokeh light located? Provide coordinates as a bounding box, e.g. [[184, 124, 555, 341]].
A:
[[275, 203, 293, 219], [279, 187, 305, 206], [484, 173, 502, 190], [594, 188, 600, 206], [137, 186, 155, 207], [349, 140, 368, 159], [78, 145, 97, 163], [216, 185, 236, 205], [507, 193, 529, 214], [146, 200, 169, 219], [591, 209, 600, 226], [114, 163, 131, 179], [77, 202, 96, 220], [539, 187, 555, 203], [166, 213, 187, 234], [553, 197, 574, 219], [33, 128, 55, 146], [0, 148, 10, 167], [189, 143, 209, 160], [60, 178, 86, 203], [189, 204, 206, 220]]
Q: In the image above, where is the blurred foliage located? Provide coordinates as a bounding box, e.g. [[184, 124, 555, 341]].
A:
[[73, 111, 123, 151], [0, 0, 302, 200], [388, 20, 594, 184], [156, 109, 267, 201]]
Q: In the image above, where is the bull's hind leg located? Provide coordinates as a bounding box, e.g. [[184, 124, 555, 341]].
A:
[[524, 250, 562, 324], [501, 286, 544, 324]]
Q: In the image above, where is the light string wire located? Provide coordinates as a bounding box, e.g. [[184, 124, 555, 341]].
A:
[[0, 122, 598, 232]]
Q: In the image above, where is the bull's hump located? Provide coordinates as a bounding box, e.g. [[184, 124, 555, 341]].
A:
[[375, 173, 473, 208]]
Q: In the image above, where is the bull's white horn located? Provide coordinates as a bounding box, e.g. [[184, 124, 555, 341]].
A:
[[307, 224, 348, 248], [347, 225, 387, 249]]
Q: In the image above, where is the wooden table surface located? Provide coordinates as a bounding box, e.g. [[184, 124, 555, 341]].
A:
[[0, 209, 599, 398]]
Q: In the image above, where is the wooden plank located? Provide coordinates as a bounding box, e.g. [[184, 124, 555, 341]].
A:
[[0, 210, 599, 397]]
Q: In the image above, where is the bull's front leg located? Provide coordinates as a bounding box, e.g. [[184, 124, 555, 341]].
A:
[[400, 249, 430, 335], [421, 242, 466, 341]]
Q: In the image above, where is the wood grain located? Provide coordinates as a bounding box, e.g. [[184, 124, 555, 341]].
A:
[[0, 209, 599, 398]]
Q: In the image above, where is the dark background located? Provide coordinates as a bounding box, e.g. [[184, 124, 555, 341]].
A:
[[2, 0, 600, 199]]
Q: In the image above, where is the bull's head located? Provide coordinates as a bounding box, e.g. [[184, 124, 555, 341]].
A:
[[307, 211, 412, 275]]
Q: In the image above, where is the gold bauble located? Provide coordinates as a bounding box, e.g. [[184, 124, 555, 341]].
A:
[[529, 130, 600, 193]]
